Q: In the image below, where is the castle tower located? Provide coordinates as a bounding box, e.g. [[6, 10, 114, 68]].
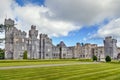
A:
[[4, 18, 14, 59], [4, 18, 27, 59], [28, 25, 39, 59], [104, 36, 118, 59], [74, 43, 82, 58], [39, 34, 53, 59], [13, 29, 27, 59]]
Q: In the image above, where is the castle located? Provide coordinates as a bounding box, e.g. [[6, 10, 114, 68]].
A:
[[4, 18, 120, 60]]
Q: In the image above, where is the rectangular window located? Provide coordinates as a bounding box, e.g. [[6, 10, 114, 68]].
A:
[[22, 39, 24, 42], [26, 41, 28, 44], [48, 49, 50, 52], [32, 46, 34, 50], [22, 46, 24, 50], [29, 41, 31, 44]]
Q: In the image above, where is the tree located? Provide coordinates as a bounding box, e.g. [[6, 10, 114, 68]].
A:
[[23, 50, 27, 59], [0, 24, 5, 33], [92, 55, 97, 61], [105, 56, 111, 62], [0, 49, 4, 59]]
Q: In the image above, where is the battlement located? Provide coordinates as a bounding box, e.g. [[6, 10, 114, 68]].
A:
[[31, 25, 36, 29], [76, 43, 81, 46], [40, 34, 48, 38], [104, 36, 117, 43], [29, 25, 38, 38], [112, 39, 117, 43], [105, 36, 112, 39], [4, 18, 14, 27]]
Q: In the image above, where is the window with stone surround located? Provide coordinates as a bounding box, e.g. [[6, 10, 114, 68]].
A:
[[22, 39, 24, 42], [22, 46, 24, 50]]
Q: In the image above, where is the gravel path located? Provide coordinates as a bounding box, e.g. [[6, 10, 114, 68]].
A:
[[0, 62, 99, 70]]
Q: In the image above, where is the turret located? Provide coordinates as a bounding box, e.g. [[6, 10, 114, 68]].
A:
[[29, 25, 38, 39], [4, 18, 14, 31], [104, 36, 118, 59]]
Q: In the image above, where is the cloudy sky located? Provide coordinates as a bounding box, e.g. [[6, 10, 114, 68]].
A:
[[1, 0, 120, 48]]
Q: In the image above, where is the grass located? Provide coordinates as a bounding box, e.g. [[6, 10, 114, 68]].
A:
[[0, 63, 120, 80], [0, 59, 92, 67]]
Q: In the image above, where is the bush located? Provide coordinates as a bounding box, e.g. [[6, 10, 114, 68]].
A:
[[23, 50, 27, 59], [0, 49, 4, 59], [105, 56, 111, 62], [92, 55, 97, 61]]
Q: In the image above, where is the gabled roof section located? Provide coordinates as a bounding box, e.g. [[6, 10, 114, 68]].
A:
[[59, 41, 66, 47]]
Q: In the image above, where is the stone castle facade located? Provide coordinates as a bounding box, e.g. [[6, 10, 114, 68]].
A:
[[4, 18, 120, 60], [104, 36, 118, 59]]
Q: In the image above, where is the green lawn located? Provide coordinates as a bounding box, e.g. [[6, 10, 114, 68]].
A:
[[0, 62, 120, 80], [0, 59, 92, 67]]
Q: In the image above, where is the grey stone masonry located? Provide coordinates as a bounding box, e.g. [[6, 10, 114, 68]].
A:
[[39, 34, 53, 59], [28, 25, 39, 59], [5, 19, 14, 59], [104, 36, 118, 59], [4, 18, 113, 60]]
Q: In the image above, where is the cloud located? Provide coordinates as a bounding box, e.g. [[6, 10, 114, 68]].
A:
[[45, 0, 120, 25], [94, 18, 120, 38], [0, 0, 15, 48], [45, 0, 120, 46], [0, 0, 15, 23], [0, 0, 82, 48], [0, 0, 81, 38], [14, 4, 80, 37], [91, 18, 120, 46]]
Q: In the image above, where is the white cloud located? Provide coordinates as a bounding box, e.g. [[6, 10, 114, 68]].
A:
[[13, 0, 120, 38], [0, 0, 81, 38], [91, 18, 120, 46], [46, 0, 120, 46], [45, 0, 120, 25], [94, 18, 120, 38], [0, 0, 15, 23], [14, 4, 80, 37]]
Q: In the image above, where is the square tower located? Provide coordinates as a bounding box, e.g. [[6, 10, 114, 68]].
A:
[[4, 18, 15, 59]]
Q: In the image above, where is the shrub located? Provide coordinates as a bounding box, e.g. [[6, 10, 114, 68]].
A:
[[23, 50, 27, 59], [92, 55, 97, 61], [0, 49, 4, 59], [105, 56, 111, 62]]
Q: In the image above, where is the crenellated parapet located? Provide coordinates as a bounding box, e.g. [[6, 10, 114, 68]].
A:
[[4, 18, 14, 30], [29, 25, 38, 39]]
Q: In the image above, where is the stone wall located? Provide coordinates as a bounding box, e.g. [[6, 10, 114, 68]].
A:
[[4, 18, 106, 60]]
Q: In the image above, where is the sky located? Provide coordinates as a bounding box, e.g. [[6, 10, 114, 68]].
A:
[[1, 0, 120, 48]]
